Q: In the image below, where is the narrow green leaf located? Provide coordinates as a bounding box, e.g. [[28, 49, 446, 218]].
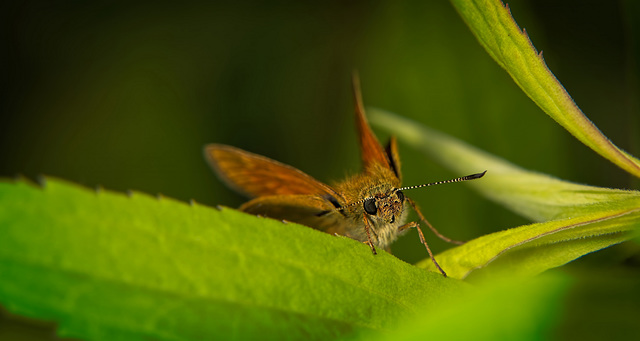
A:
[[370, 110, 640, 222], [419, 207, 639, 279], [449, 0, 640, 178], [0, 177, 468, 341], [370, 110, 640, 279]]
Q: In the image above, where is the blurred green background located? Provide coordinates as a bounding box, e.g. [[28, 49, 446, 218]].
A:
[[1, 0, 639, 339]]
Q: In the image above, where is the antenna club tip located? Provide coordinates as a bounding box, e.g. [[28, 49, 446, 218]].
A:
[[468, 170, 487, 180]]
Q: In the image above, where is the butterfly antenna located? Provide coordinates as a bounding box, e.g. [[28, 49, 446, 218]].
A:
[[396, 171, 486, 192], [335, 171, 486, 211]]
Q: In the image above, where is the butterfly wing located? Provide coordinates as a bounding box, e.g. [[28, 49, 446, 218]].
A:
[[241, 194, 342, 231], [205, 144, 343, 201], [352, 73, 400, 178]]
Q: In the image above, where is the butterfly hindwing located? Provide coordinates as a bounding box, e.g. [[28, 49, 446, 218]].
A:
[[241, 194, 341, 231]]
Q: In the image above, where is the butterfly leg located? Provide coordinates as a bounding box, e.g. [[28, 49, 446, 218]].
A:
[[399, 221, 447, 277], [362, 214, 378, 255], [406, 197, 464, 245]]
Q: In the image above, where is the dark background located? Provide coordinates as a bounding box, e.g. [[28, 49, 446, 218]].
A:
[[1, 0, 639, 339], [1, 0, 638, 259]]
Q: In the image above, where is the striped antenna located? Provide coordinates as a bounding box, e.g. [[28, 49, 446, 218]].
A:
[[332, 171, 487, 211], [333, 171, 486, 212], [395, 171, 486, 192]]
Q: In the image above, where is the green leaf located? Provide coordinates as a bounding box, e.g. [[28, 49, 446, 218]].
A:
[[0, 177, 468, 341], [420, 209, 639, 280], [370, 110, 640, 222], [372, 273, 571, 341], [556, 267, 640, 340], [448, 0, 640, 178], [370, 110, 640, 279]]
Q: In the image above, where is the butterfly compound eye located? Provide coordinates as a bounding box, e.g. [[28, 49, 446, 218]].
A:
[[396, 190, 405, 202], [363, 198, 377, 215]]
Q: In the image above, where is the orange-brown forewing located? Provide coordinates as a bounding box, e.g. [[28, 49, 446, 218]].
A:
[[352, 73, 398, 178], [204, 144, 342, 200]]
